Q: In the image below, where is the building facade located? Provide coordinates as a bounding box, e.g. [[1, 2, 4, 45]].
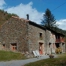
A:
[[45, 28, 65, 54], [55, 33, 65, 53], [0, 16, 46, 55], [45, 29, 56, 54], [0, 16, 65, 56]]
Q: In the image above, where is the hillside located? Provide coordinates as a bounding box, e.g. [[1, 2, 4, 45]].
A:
[[0, 9, 18, 27], [50, 26, 66, 36]]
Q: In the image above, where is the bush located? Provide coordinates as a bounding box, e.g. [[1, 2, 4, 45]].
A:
[[55, 47, 62, 54]]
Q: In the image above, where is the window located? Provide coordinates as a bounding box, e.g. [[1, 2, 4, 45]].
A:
[[3, 44, 5, 46], [11, 43, 17, 51], [49, 43, 51, 47], [2, 44, 5, 48], [39, 33, 43, 40]]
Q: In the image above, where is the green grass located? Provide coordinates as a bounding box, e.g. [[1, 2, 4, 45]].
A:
[[25, 54, 66, 66], [0, 50, 26, 61]]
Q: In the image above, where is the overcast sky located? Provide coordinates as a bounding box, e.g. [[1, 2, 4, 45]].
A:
[[0, 0, 66, 30]]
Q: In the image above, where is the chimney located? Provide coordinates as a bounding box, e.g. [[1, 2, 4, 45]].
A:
[[26, 14, 29, 20]]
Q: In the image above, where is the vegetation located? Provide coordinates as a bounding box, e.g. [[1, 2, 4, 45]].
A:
[[41, 8, 66, 36], [0, 50, 26, 61], [0, 9, 18, 27], [41, 8, 56, 27], [50, 26, 66, 36], [25, 53, 66, 66], [55, 47, 62, 54], [41, 8, 66, 44]]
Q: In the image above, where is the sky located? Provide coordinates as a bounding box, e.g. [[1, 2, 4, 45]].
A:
[[0, 0, 66, 30]]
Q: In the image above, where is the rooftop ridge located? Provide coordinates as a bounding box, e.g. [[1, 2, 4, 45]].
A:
[[12, 16, 30, 22]]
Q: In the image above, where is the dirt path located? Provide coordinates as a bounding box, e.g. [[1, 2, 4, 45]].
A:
[[0, 55, 51, 66]]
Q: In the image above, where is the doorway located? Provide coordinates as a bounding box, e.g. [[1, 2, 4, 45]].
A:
[[55, 43, 60, 48], [39, 43, 44, 55], [10, 43, 17, 51]]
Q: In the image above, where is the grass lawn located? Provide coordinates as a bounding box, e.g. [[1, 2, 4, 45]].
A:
[[25, 54, 66, 66], [0, 50, 26, 61]]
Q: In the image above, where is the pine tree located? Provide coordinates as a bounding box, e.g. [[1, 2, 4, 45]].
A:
[[42, 8, 56, 28]]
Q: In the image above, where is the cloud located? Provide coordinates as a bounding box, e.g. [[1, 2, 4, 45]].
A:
[[5, 2, 43, 24], [0, 0, 66, 30], [56, 19, 66, 30], [0, 0, 6, 9]]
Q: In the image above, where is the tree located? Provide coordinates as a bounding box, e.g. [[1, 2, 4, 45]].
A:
[[41, 8, 56, 28]]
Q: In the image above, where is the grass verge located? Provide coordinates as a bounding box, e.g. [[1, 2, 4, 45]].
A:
[[25, 53, 66, 66], [0, 50, 26, 61]]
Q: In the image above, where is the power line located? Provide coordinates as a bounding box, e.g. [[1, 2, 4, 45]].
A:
[[52, 1, 66, 12]]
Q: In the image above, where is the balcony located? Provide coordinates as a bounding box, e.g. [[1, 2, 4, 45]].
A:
[[56, 38, 64, 43]]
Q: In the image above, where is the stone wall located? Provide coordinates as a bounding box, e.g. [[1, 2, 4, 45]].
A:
[[45, 30, 56, 54], [0, 17, 46, 55], [27, 23, 46, 54], [0, 17, 29, 52]]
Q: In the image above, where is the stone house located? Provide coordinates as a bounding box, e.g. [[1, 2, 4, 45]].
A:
[[0, 16, 65, 56], [0, 16, 46, 55], [55, 32, 65, 53], [45, 29, 56, 54], [45, 28, 65, 54]]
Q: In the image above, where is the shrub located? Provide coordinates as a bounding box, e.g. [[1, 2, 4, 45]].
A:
[[55, 47, 62, 54]]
